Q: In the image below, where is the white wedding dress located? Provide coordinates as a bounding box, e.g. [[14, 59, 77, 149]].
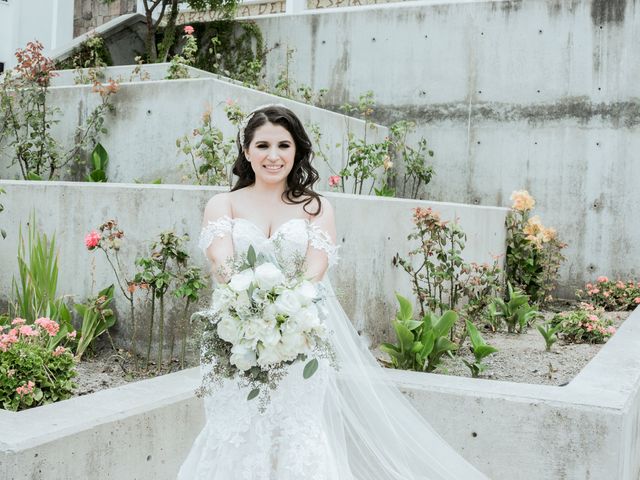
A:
[[177, 215, 489, 480]]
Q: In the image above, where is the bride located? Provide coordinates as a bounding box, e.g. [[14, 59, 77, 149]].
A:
[[177, 104, 489, 479]]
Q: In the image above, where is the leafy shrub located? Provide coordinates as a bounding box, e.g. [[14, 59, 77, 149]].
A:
[[0, 318, 77, 411], [505, 190, 566, 305], [577, 276, 640, 311], [380, 293, 458, 372], [485, 283, 540, 333], [549, 309, 616, 344]]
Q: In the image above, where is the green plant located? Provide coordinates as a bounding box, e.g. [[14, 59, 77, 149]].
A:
[[134, 231, 189, 369], [505, 190, 566, 305], [73, 285, 116, 361], [0, 318, 77, 411], [380, 293, 458, 372], [462, 320, 498, 377], [388, 120, 435, 199], [537, 322, 560, 352], [172, 266, 206, 368], [176, 108, 234, 185], [166, 27, 199, 79], [85, 143, 109, 182], [11, 213, 73, 332], [549, 309, 616, 344], [274, 46, 295, 98], [0, 41, 119, 181], [486, 283, 540, 333], [55, 34, 112, 73], [577, 276, 640, 311]]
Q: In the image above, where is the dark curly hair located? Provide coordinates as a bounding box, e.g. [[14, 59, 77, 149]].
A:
[[231, 105, 322, 216]]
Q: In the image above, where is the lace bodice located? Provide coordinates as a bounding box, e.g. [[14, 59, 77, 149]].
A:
[[198, 215, 339, 275]]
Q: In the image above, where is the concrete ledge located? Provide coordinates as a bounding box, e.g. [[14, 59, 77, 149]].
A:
[[1, 307, 638, 479]]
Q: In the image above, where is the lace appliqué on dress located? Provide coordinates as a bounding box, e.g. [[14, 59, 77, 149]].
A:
[[198, 215, 233, 252], [308, 222, 340, 267]]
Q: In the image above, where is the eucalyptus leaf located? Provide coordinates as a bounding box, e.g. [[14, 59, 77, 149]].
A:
[[303, 358, 319, 379], [247, 388, 260, 401]]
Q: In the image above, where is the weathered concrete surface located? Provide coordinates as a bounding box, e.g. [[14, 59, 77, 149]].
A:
[[1, 305, 638, 479], [0, 180, 507, 354], [248, 0, 640, 296]]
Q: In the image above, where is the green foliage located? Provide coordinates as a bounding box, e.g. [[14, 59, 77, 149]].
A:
[[85, 143, 109, 182], [388, 120, 435, 199], [73, 284, 116, 361], [11, 213, 73, 337], [577, 277, 640, 311], [134, 231, 192, 369], [393, 207, 503, 337], [537, 322, 560, 352], [486, 283, 540, 334], [166, 31, 198, 79], [0, 41, 118, 180], [462, 320, 498, 377], [0, 339, 77, 411], [55, 34, 112, 71], [549, 309, 616, 344], [176, 109, 234, 185], [505, 191, 566, 305], [380, 293, 458, 372]]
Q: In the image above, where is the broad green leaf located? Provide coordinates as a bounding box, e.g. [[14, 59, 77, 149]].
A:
[[473, 345, 498, 360], [395, 293, 413, 321], [247, 388, 260, 401], [303, 358, 319, 379], [434, 310, 458, 338], [466, 320, 484, 348], [393, 321, 415, 354]]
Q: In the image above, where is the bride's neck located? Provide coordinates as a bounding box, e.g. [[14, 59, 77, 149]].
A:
[[249, 180, 286, 199]]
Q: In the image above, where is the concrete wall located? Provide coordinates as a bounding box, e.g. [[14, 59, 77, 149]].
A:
[[2, 305, 639, 479], [248, 0, 640, 296], [0, 180, 507, 353], [73, 0, 137, 36], [1, 66, 388, 194], [0, 0, 74, 69]]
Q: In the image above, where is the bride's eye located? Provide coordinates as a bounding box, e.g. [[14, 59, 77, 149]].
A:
[[279, 142, 291, 149]]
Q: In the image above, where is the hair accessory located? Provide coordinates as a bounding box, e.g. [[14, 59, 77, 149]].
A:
[[238, 103, 290, 148]]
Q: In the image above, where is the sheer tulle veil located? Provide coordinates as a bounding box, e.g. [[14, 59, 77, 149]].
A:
[[318, 276, 488, 479]]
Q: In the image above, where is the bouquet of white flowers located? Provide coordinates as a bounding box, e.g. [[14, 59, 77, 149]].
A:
[[196, 246, 333, 408]]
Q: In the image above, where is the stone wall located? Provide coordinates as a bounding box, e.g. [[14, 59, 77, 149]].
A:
[[74, 0, 137, 36]]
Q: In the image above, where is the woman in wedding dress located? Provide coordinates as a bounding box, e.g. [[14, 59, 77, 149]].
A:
[[177, 104, 489, 479]]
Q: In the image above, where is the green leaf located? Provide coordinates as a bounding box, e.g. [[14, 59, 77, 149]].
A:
[[434, 310, 458, 338], [26, 171, 42, 181], [466, 320, 485, 348], [473, 345, 498, 360], [393, 321, 415, 354], [247, 245, 256, 268], [395, 293, 413, 321], [303, 358, 319, 379], [247, 388, 260, 401]]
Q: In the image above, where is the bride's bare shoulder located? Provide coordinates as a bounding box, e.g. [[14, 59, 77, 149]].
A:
[[310, 195, 334, 220], [203, 192, 232, 222]]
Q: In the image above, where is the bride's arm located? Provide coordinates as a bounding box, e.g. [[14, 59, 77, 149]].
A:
[[305, 197, 338, 282], [199, 193, 235, 284]]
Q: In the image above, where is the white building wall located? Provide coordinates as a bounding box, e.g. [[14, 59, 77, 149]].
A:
[[0, 0, 73, 70]]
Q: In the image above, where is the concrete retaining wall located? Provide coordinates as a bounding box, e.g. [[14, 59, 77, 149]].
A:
[[248, 0, 640, 295], [1, 306, 638, 479], [0, 180, 507, 354], [1, 65, 387, 194]]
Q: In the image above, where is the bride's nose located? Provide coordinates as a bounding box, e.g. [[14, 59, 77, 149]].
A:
[[267, 148, 280, 161]]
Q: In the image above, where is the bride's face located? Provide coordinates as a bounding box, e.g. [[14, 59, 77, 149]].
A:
[[245, 122, 296, 186]]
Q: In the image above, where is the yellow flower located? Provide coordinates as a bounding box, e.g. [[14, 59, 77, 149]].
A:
[[510, 190, 535, 212]]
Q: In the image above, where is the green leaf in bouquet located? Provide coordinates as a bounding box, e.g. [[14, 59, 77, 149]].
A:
[[247, 388, 260, 401], [303, 358, 319, 379], [247, 245, 257, 268]]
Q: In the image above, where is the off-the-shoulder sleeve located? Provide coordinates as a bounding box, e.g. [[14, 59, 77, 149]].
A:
[[198, 215, 233, 253], [307, 222, 340, 267]]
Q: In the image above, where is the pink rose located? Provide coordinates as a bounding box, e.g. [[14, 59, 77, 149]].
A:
[[183, 25, 194, 35], [597, 276, 608, 283], [328, 175, 341, 188], [85, 231, 101, 249], [585, 283, 593, 289]]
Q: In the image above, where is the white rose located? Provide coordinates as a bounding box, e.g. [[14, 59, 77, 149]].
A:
[[229, 269, 254, 292], [254, 318, 281, 346], [263, 303, 278, 323], [257, 344, 283, 367], [279, 332, 308, 360], [210, 286, 235, 315], [254, 263, 285, 291], [292, 304, 320, 332], [230, 342, 257, 371], [293, 281, 317, 306], [217, 314, 240, 344], [274, 290, 302, 316]]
